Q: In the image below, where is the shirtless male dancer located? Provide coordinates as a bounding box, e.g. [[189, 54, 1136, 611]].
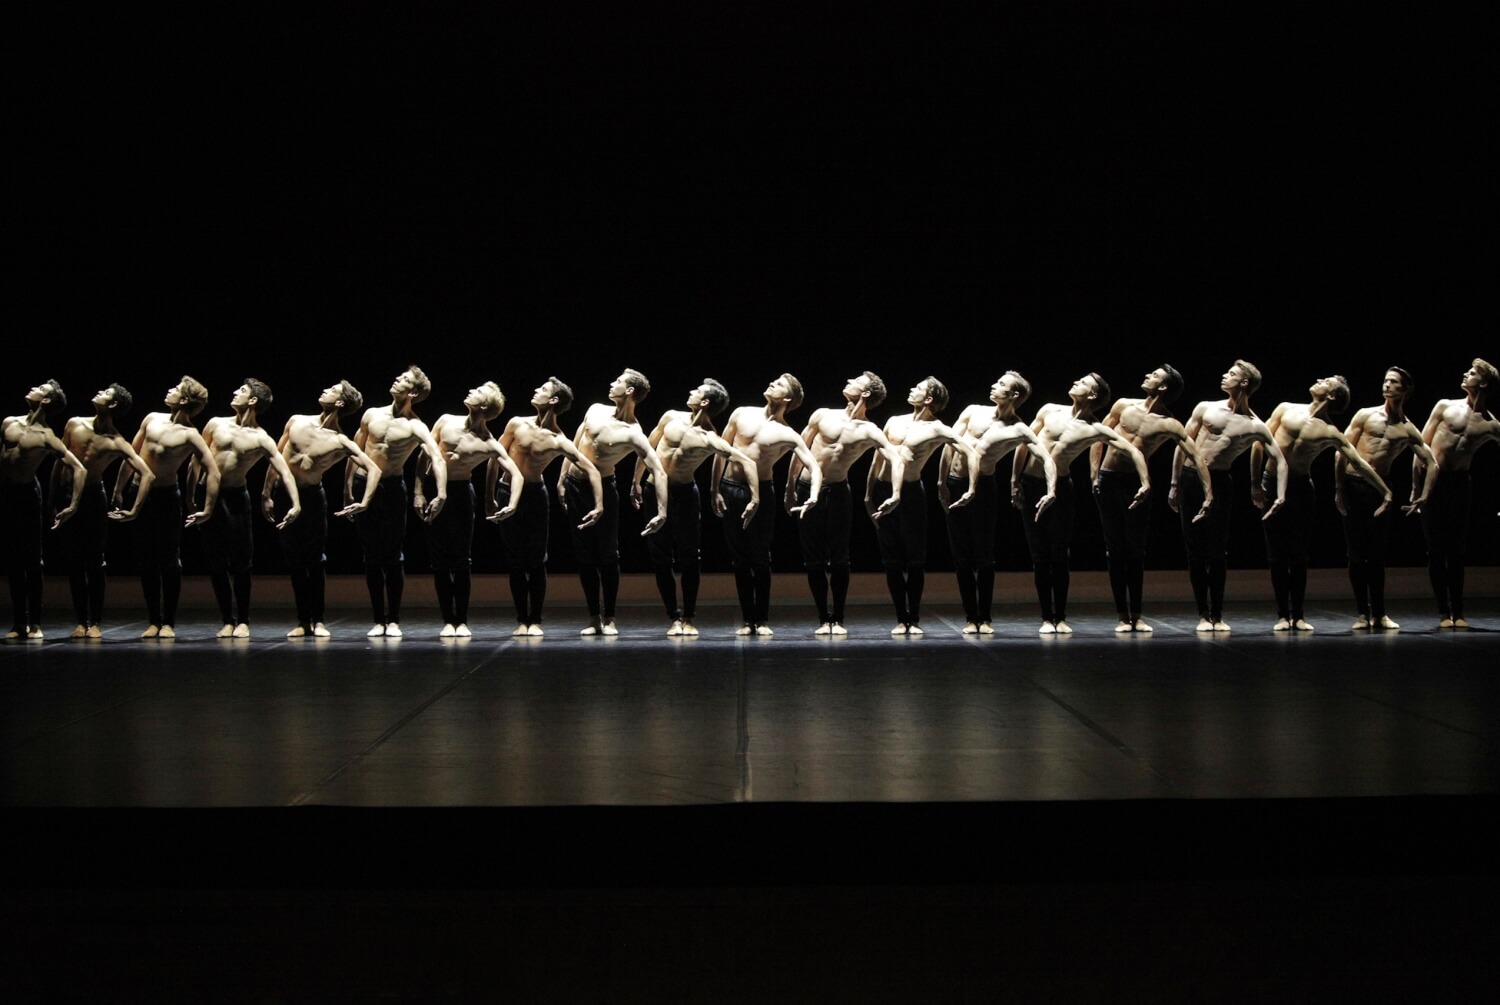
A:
[[787, 372, 905, 635], [710, 374, 822, 636], [418, 381, 525, 637], [264, 381, 382, 638], [491, 377, 603, 636], [1335, 367, 1439, 629], [1174, 360, 1288, 632], [52, 385, 154, 638], [1251, 376, 1391, 631], [114, 376, 220, 639], [1013, 372, 1150, 634], [1089, 364, 1214, 633], [1413, 359, 1500, 628], [940, 371, 1057, 635], [346, 366, 447, 638], [191, 379, 302, 638], [2, 381, 86, 639], [559, 369, 668, 636], [633, 378, 760, 636], [867, 376, 981, 635]]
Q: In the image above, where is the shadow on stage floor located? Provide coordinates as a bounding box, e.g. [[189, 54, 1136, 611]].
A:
[[5, 600, 1497, 1000]]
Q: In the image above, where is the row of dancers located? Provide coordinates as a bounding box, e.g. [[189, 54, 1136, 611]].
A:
[[3, 357, 1497, 640]]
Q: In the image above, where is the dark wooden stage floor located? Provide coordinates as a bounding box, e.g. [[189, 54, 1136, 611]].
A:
[[6, 593, 1497, 1000]]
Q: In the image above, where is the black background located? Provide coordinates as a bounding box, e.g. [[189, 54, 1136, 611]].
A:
[[11, 3, 1497, 575]]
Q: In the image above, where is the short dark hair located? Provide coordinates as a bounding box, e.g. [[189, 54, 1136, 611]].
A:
[[244, 378, 273, 410], [1004, 371, 1032, 405], [1158, 364, 1184, 405], [547, 377, 574, 414], [473, 381, 505, 420], [1233, 359, 1263, 396], [337, 380, 364, 416], [621, 368, 650, 403], [781, 373, 805, 412], [1088, 372, 1112, 411], [862, 371, 887, 409], [701, 378, 730, 417], [1386, 366, 1414, 394], [180, 376, 209, 417], [41, 379, 67, 413], [107, 383, 134, 416], [406, 365, 432, 403], [923, 376, 950, 414], [1327, 375, 1352, 415]]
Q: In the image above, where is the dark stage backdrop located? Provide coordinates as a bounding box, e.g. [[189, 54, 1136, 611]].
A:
[[11, 5, 1496, 577]]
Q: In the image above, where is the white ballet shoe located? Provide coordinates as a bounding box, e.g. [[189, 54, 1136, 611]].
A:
[[313, 623, 331, 638], [440, 624, 457, 638], [1273, 618, 1292, 632], [217, 624, 236, 638], [978, 622, 994, 635], [1039, 622, 1056, 635], [384, 623, 403, 638], [907, 624, 923, 636], [680, 621, 699, 636], [233, 624, 250, 639], [368, 624, 386, 637], [1053, 621, 1072, 634], [456, 624, 471, 637], [754, 624, 773, 637], [140, 625, 160, 639], [601, 620, 619, 636], [962, 622, 979, 635], [1292, 619, 1314, 632], [829, 622, 847, 636], [526, 624, 544, 637], [1376, 616, 1399, 630]]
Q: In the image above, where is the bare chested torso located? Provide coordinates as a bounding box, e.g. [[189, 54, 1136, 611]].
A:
[[63, 418, 141, 488], [358, 407, 437, 479], [283, 414, 366, 486], [1346, 406, 1427, 475], [504, 417, 575, 482], [1100, 400, 1192, 471], [1187, 402, 1274, 471], [652, 411, 730, 483], [1425, 398, 1500, 472], [947, 405, 1042, 477], [874, 412, 960, 484], [133, 410, 212, 484], [574, 402, 650, 475], [801, 408, 893, 483], [432, 414, 504, 482], [2, 417, 69, 484], [1266, 404, 1347, 476], [204, 418, 279, 489], [720, 406, 808, 482], [1023, 402, 1136, 476]]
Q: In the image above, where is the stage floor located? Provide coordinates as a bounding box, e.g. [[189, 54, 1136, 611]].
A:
[[7, 599, 1499, 1001], [5, 599, 1497, 806]]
